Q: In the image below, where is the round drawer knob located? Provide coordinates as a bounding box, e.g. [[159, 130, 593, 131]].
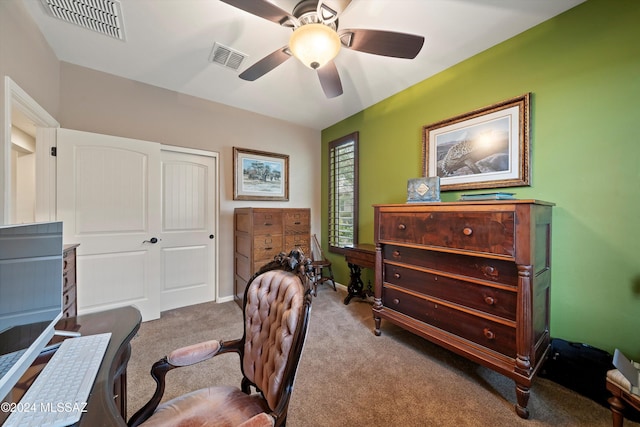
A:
[[398, 224, 406, 231], [463, 227, 473, 236], [392, 298, 400, 305], [394, 273, 401, 279], [483, 328, 495, 340], [484, 296, 496, 305], [393, 250, 401, 258]]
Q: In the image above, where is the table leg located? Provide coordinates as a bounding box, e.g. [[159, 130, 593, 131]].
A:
[[344, 263, 372, 305]]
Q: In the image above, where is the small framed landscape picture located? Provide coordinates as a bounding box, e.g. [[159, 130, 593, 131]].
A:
[[422, 93, 531, 191], [233, 147, 289, 201]]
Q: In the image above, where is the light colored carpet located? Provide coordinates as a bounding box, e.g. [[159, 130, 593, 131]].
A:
[[126, 286, 637, 427]]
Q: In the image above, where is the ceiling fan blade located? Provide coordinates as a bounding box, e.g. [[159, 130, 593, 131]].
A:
[[239, 47, 291, 81], [317, 61, 343, 98], [220, 0, 296, 26], [338, 29, 425, 59], [317, 0, 352, 24]]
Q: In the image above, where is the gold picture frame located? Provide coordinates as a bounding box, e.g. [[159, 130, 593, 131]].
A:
[[422, 93, 531, 191]]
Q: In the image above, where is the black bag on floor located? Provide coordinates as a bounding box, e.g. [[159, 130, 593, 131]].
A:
[[539, 338, 614, 407]]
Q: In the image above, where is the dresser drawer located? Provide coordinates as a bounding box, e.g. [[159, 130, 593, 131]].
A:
[[383, 286, 516, 357], [384, 264, 517, 321], [378, 211, 515, 256], [383, 245, 518, 286]]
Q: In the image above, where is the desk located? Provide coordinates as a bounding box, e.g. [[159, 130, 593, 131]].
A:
[[1, 306, 141, 426], [343, 244, 376, 305]]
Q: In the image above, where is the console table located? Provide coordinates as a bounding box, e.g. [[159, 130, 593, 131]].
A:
[[0, 306, 142, 426], [343, 244, 376, 305]]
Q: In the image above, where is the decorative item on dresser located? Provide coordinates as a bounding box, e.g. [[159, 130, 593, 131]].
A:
[[373, 200, 554, 419], [62, 243, 79, 318], [234, 207, 310, 307]]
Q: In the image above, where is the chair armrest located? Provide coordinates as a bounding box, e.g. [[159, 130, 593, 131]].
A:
[[128, 339, 244, 427], [167, 339, 221, 366]]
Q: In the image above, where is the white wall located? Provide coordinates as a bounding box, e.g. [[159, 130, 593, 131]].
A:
[[57, 63, 321, 301], [1, 1, 321, 301]]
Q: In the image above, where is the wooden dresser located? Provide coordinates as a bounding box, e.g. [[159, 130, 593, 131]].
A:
[[234, 208, 310, 306], [373, 200, 553, 418], [62, 243, 80, 318]]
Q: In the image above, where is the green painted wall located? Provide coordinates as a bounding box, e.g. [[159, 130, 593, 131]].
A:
[[321, 0, 640, 357]]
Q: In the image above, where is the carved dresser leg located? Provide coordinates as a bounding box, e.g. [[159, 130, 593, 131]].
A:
[[515, 383, 530, 419]]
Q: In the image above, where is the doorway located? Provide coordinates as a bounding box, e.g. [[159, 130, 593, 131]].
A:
[[2, 77, 59, 225]]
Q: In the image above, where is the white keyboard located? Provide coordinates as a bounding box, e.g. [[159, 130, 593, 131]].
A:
[[0, 349, 26, 378], [4, 333, 111, 427]]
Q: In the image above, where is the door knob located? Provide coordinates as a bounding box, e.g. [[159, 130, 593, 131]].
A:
[[143, 237, 160, 244]]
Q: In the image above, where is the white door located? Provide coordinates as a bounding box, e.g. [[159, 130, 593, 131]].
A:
[[56, 129, 162, 320], [160, 147, 217, 311], [56, 131, 219, 321]]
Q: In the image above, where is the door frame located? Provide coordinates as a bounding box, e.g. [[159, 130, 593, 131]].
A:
[[2, 77, 59, 224]]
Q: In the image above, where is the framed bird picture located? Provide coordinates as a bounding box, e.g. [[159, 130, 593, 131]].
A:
[[422, 93, 531, 191]]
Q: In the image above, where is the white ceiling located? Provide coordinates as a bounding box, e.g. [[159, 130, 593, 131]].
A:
[[21, 0, 585, 130]]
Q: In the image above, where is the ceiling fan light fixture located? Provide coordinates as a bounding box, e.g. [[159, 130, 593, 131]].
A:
[[289, 23, 340, 69]]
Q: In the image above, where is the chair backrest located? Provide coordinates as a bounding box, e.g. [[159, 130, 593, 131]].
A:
[[241, 250, 312, 424], [311, 234, 327, 262]]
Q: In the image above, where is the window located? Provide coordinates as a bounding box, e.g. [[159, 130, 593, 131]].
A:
[[328, 132, 358, 253]]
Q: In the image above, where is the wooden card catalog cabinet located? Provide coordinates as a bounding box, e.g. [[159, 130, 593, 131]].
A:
[[373, 200, 554, 419], [234, 208, 310, 306]]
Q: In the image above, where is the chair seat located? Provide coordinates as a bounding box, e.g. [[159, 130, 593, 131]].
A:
[[140, 385, 272, 427], [606, 369, 640, 427]]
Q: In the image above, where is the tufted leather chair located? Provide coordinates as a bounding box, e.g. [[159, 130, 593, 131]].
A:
[[128, 249, 313, 427]]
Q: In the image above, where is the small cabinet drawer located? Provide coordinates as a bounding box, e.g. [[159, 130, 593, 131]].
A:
[[383, 245, 518, 286], [383, 264, 517, 321], [285, 235, 310, 255], [62, 272, 75, 293], [253, 212, 283, 234], [63, 249, 75, 274], [254, 235, 283, 261], [383, 286, 516, 357], [378, 211, 515, 257], [63, 288, 75, 310], [284, 210, 310, 233]]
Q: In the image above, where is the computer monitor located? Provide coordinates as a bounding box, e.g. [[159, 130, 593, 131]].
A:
[[0, 221, 63, 401]]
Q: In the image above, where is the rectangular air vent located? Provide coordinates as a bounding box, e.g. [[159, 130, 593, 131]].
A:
[[209, 42, 247, 71], [40, 0, 125, 40]]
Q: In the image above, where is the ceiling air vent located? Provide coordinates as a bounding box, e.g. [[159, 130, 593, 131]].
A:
[[209, 43, 247, 71], [40, 0, 125, 40]]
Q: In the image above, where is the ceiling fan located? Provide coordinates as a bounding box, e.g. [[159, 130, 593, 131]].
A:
[[220, 0, 425, 98]]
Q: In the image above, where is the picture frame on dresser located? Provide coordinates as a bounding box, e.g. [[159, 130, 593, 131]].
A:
[[233, 147, 289, 201], [422, 93, 531, 191]]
